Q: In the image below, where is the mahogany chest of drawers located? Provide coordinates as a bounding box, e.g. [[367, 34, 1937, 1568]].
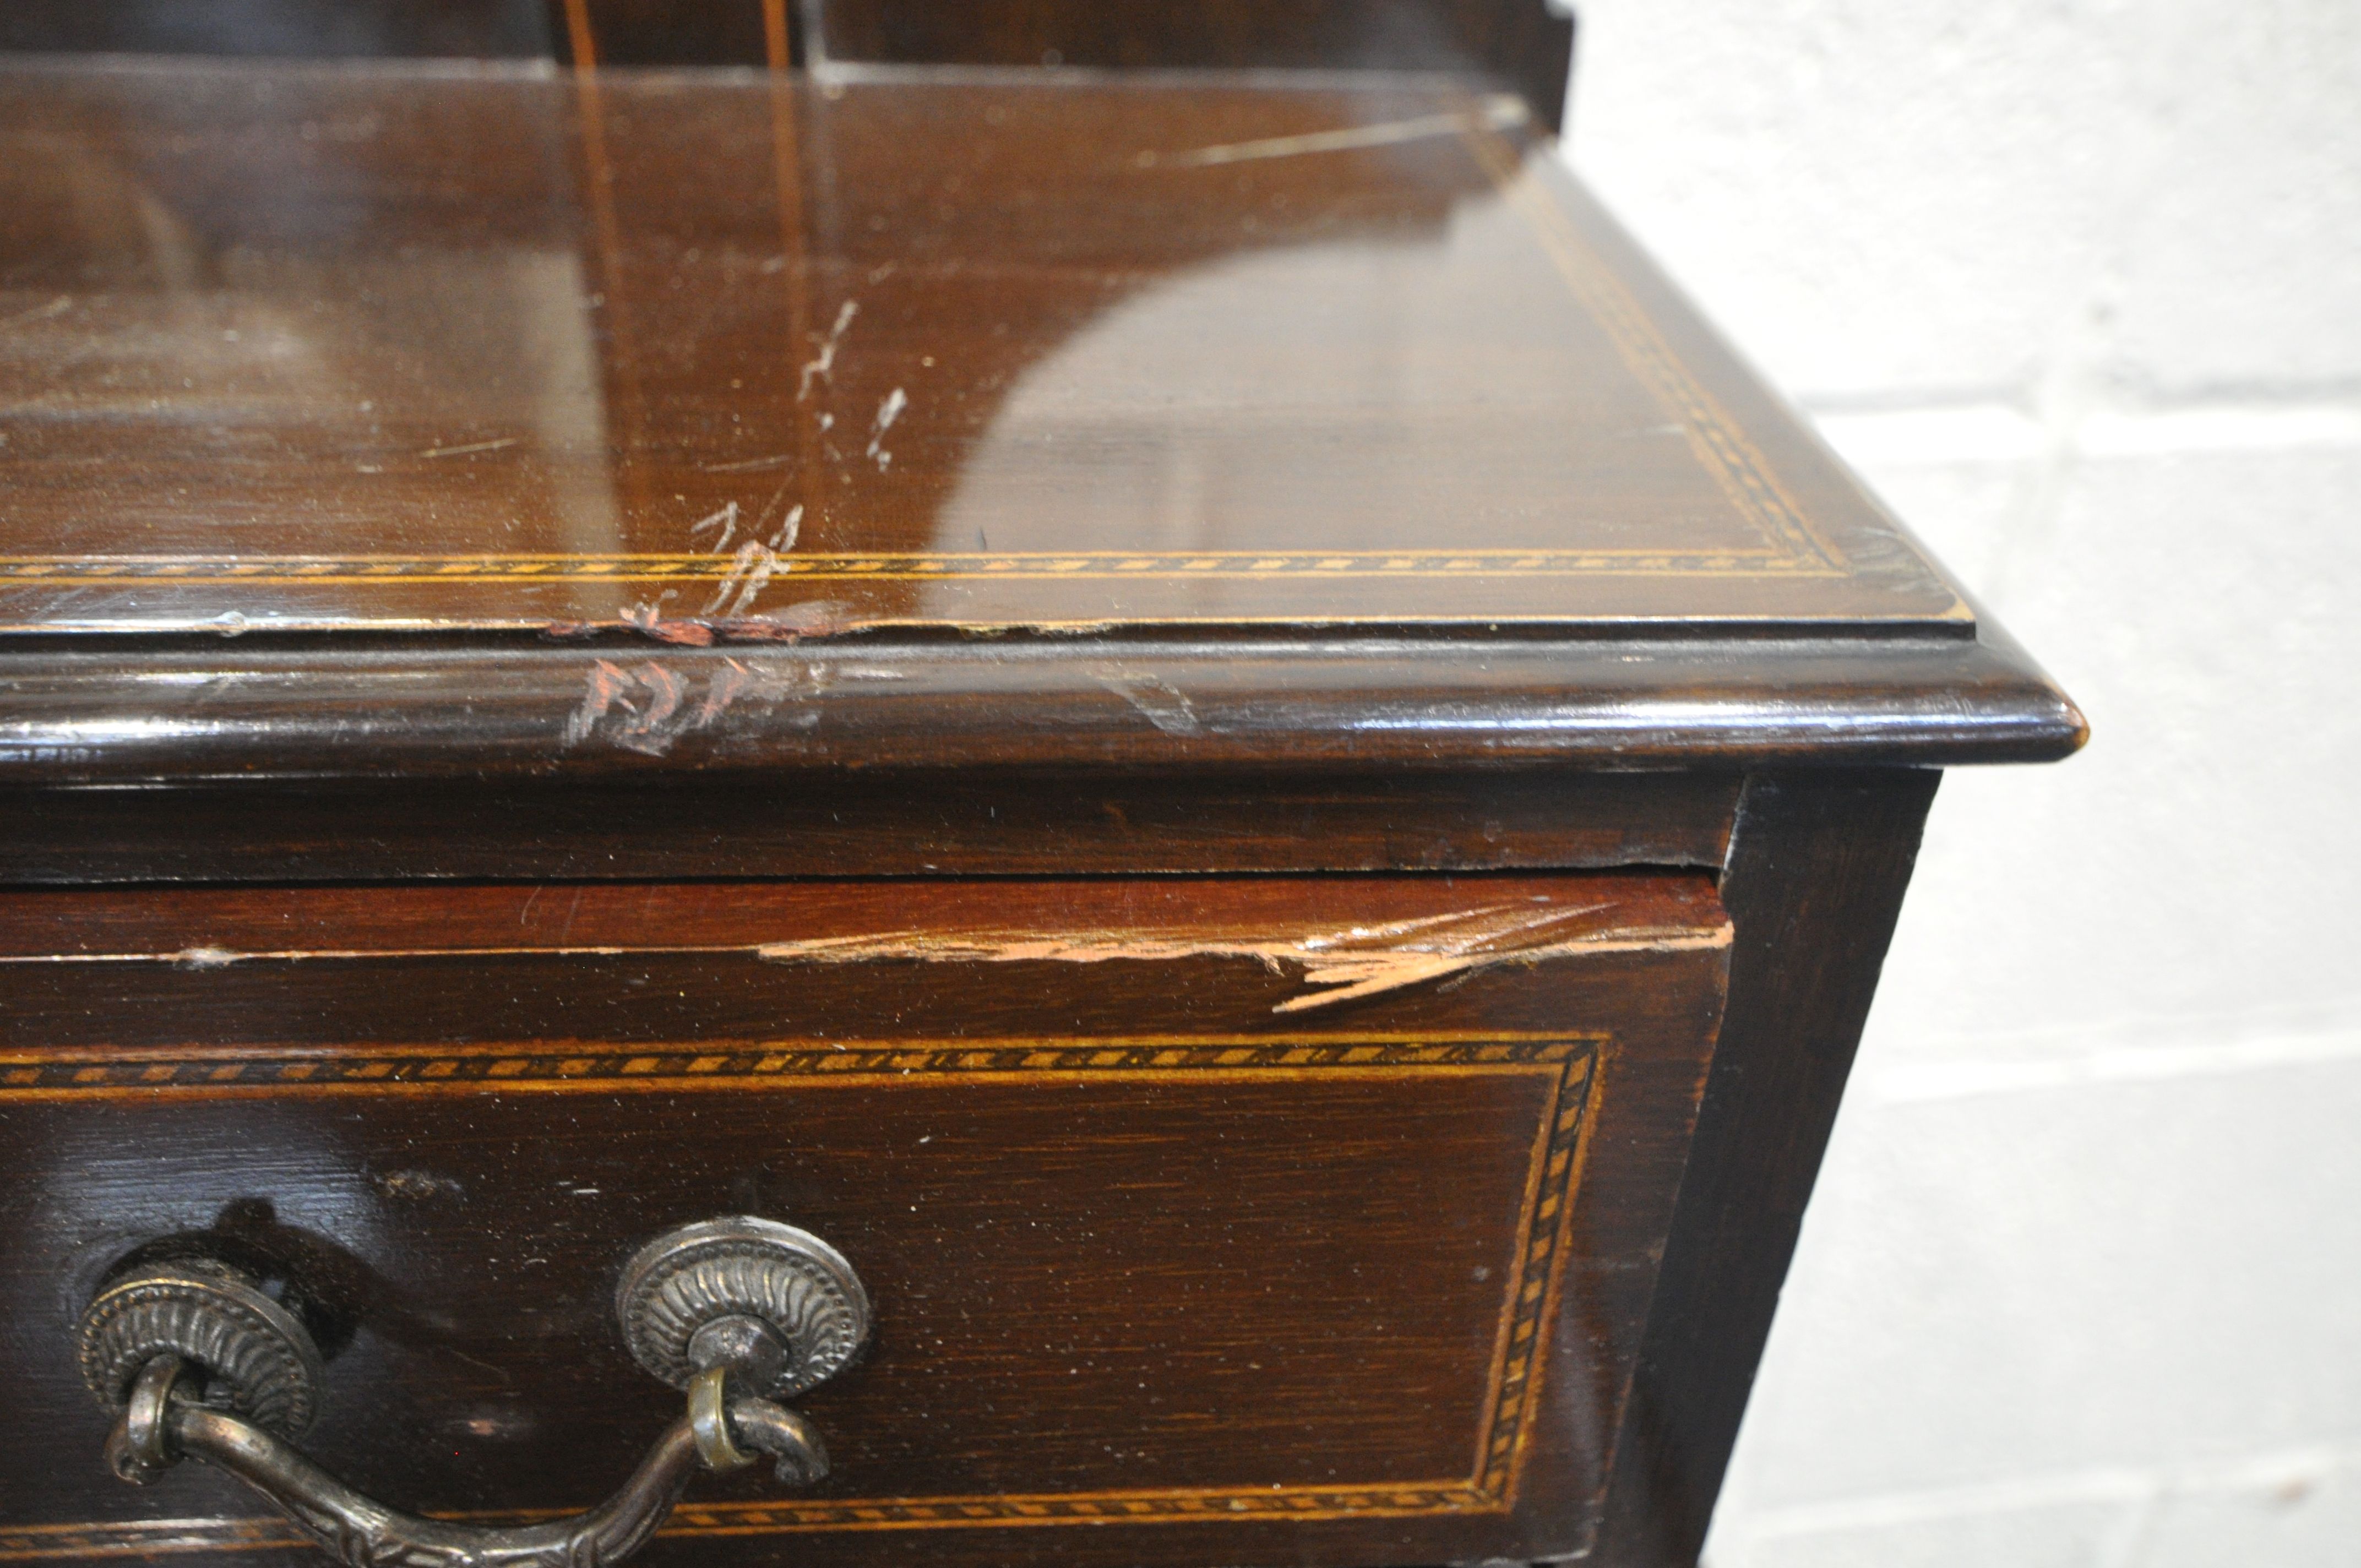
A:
[[0, 16, 2080, 1567]]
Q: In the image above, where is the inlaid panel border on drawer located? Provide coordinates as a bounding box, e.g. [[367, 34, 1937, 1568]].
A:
[[0, 1032, 1603, 1558]]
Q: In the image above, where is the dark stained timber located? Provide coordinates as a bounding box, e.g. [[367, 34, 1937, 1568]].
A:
[[0, 60, 2080, 785], [806, 1, 1577, 129], [0, 770, 1742, 885], [0, 633, 2079, 787], [0, 41, 2080, 1568], [2, 63, 1970, 636], [1596, 770, 1944, 1566], [0, 872, 1729, 1567]]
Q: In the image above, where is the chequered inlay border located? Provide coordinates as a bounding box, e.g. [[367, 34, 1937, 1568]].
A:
[[1, 1036, 1601, 1555], [0, 108, 1849, 602], [1456, 117, 1844, 575], [0, 546, 1828, 587]]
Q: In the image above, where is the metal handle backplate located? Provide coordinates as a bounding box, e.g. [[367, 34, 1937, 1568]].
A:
[[77, 1216, 871, 1568]]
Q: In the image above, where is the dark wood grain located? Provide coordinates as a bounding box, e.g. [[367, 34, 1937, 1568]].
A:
[[0, 58, 2081, 790], [1593, 769, 1943, 1566], [0, 0, 551, 59], [0, 867, 1722, 966], [0, 631, 2082, 787], [0, 1, 1570, 129], [0, 62, 1963, 634], [550, 0, 780, 69], [0, 769, 1740, 885], [0, 40, 2085, 1568], [0, 870, 1726, 1567], [808, 0, 1576, 129]]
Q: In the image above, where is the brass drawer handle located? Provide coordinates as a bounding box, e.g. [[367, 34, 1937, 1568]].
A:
[[76, 1216, 871, 1568]]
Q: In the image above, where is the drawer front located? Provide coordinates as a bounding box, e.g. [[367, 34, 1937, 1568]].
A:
[[0, 874, 1728, 1567]]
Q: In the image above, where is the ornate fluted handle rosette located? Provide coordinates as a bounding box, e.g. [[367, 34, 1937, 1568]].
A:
[[77, 1217, 872, 1568]]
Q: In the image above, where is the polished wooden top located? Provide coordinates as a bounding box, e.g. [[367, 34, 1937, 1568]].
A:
[[0, 58, 2080, 780], [1, 57, 1965, 635]]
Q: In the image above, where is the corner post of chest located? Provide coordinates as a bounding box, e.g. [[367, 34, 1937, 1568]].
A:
[[1594, 767, 1944, 1566]]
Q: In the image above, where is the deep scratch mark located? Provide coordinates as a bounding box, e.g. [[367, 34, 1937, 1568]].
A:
[[697, 657, 759, 726], [703, 541, 781, 618], [799, 300, 858, 400], [689, 501, 741, 553], [769, 502, 803, 552], [610, 662, 688, 754], [1138, 100, 1528, 168], [867, 387, 908, 471], [758, 900, 1729, 1013], [419, 436, 520, 459], [565, 660, 633, 745], [564, 657, 829, 755], [0, 295, 72, 331], [1097, 674, 1201, 736]]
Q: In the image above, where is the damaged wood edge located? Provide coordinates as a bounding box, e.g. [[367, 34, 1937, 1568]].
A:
[[753, 913, 1736, 1014], [6, 911, 1734, 1014], [0, 631, 2089, 782]]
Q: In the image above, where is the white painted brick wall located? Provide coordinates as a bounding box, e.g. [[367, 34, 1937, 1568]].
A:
[[1560, 3, 2361, 1564]]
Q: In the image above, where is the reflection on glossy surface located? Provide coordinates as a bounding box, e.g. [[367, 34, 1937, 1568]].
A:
[[927, 197, 1747, 622], [0, 59, 1963, 633]]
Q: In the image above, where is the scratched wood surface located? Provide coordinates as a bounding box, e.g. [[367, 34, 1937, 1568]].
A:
[[0, 633, 2085, 790], [0, 58, 2083, 787], [0, 61, 1961, 633], [0, 36, 2083, 1568], [0, 871, 1727, 1567]]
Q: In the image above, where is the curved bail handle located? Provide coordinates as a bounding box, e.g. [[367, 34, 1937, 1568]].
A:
[[79, 1217, 869, 1568]]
